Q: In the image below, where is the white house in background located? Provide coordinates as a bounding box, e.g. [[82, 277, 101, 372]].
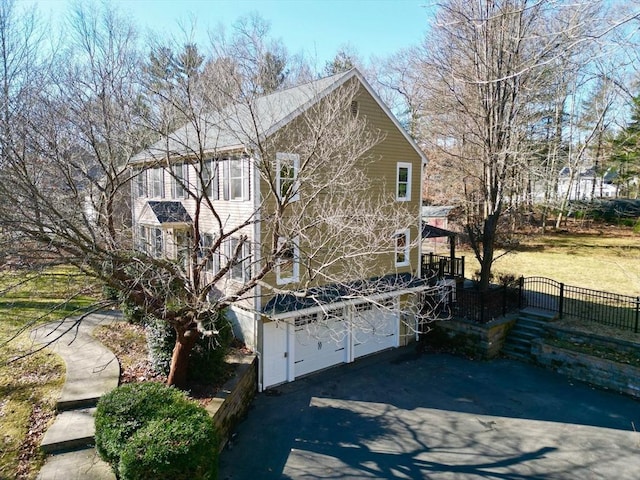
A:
[[129, 69, 432, 390], [557, 166, 617, 201]]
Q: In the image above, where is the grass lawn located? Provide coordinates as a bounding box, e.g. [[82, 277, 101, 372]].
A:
[[0, 267, 99, 480], [460, 229, 640, 297]]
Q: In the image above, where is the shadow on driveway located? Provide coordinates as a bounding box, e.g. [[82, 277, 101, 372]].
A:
[[219, 348, 640, 479]]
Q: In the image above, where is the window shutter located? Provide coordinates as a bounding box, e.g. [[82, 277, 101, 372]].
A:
[[212, 160, 219, 200], [222, 159, 230, 200], [243, 157, 251, 201]]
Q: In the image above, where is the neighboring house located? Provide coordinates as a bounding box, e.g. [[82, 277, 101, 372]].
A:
[[129, 69, 431, 390], [557, 166, 617, 201], [421, 205, 455, 255]]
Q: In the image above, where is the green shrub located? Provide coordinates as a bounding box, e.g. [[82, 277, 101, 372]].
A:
[[633, 220, 640, 234], [95, 382, 187, 466], [145, 312, 233, 382], [95, 382, 218, 480], [119, 411, 217, 480]]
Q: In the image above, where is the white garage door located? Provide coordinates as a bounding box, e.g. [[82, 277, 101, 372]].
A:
[[262, 321, 289, 388], [353, 301, 398, 359], [294, 312, 348, 378]]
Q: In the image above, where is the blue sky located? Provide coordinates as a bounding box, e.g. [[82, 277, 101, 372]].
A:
[[34, 0, 431, 67]]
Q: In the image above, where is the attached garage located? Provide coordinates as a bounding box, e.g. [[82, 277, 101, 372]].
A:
[[352, 300, 399, 359], [293, 311, 348, 378], [260, 274, 429, 390], [261, 301, 401, 389]]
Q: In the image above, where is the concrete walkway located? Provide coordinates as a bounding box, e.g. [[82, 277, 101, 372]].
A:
[[31, 311, 122, 480]]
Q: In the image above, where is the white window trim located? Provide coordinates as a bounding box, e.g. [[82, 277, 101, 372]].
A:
[[200, 233, 219, 274], [228, 237, 252, 282], [394, 229, 410, 267], [276, 236, 300, 285], [203, 159, 219, 200], [276, 152, 300, 203], [396, 162, 412, 202], [226, 158, 250, 202], [172, 163, 188, 199], [134, 168, 147, 198], [149, 167, 164, 199]]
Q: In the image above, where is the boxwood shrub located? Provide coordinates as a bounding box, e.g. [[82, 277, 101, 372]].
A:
[[145, 312, 232, 382], [95, 382, 218, 480]]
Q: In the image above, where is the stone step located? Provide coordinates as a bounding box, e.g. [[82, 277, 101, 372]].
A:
[[36, 448, 115, 480], [509, 328, 542, 341], [40, 408, 96, 454], [519, 308, 557, 322]]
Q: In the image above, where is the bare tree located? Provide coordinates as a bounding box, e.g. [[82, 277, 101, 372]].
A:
[[1, 5, 434, 389], [418, 0, 633, 290]]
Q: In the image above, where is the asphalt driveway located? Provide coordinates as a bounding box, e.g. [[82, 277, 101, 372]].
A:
[[218, 347, 640, 479]]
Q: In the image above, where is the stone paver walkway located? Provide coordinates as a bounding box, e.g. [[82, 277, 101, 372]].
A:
[[32, 311, 122, 480]]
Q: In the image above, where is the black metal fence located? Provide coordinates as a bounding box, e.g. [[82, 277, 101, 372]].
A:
[[522, 276, 640, 333], [421, 253, 465, 280], [451, 284, 521, 324], [444, 276, 640, 333]]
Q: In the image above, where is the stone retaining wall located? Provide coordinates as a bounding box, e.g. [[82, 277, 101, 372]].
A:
[[531, 340, 640, 399], [430, 315, 517, 358], [205, 353, 257, 452]]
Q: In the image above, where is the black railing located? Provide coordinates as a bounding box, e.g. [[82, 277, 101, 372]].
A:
[[421, 253, 465, 280], [438, 276, 640, 333], [522, 276, 640, 333], [451, 284, 521, 324]]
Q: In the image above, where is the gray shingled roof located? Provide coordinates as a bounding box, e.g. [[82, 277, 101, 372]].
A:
[[148, 201, 192, 224], [262, 273, 427, 317], [130, 70, 355, 163], [422, 206, 455, 218]]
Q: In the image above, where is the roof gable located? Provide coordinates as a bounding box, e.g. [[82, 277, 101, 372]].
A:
[[131, 68, 426, 165]]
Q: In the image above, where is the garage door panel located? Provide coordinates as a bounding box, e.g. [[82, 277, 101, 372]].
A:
[[353, 306, 398, 359], [294, 315, 347, 378]]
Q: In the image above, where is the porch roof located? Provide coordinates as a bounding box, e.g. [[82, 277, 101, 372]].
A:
[[421, 223, 456, 239], [262, 273, 429, 320], [148, 201, 192, 224]]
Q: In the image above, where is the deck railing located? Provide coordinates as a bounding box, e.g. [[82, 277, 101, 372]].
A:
[[421, 253, 465, 280]]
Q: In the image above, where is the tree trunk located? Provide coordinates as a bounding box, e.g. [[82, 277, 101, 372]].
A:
[[166, 324, 199, 388], [478, 214, 498, 292]]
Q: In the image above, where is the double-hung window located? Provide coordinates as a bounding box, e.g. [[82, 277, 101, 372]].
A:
[[153, 228, 163, 258], [276, 236, 299, 285], [228, 237, 251, 282], [396, 162, 412, 201], [172, 163, 187, 199], [203, 159, 219, 200], [223, 158, 249, 201], [394, 229, 410, 267], [276, 153, 300, 202], [200, 233, 219, 274], [134, 168, 147, 198], [149, 168, 164, 198]]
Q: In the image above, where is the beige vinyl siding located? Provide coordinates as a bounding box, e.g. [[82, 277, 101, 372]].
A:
[[130, 156, 258, 309], [258, 82, 422, 306]]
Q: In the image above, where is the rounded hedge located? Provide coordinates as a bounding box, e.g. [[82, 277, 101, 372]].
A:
[[95, 382, 218, 480]]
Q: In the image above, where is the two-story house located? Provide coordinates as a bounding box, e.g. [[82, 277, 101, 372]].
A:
[[130, 68, 430, 390]]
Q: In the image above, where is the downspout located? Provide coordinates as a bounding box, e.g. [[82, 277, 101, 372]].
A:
[[252, 153, 264, 392], [416, 156, 428, 341]]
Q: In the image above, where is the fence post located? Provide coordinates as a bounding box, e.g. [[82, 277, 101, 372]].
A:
[[480, 291, 485, 323], [518, 276, 524, 309], [461, 256, 465, 279], [558, 282, 564, 319], [635, 297, 639, 334]]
